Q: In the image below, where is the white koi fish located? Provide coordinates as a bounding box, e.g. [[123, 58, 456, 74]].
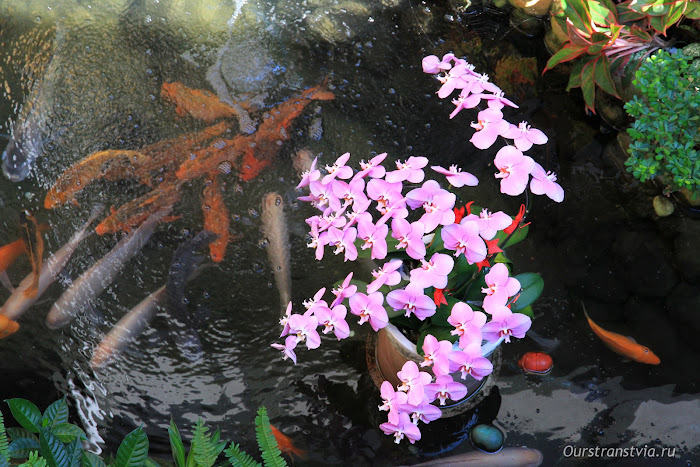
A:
[[261, 192, 291, 315], [0, 204, 103, 322], [45, 209, 167, 329]]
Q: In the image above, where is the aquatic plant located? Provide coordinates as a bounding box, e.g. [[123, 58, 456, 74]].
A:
[[271, 54, 562, 444], [1, 399, 288, 467], [544, 0, 700, 113], [624, 49, 700, 197]]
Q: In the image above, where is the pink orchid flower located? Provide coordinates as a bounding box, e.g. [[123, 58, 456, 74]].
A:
[[386, 283, 437, 321], [306, 220, 328, 260], [344, 206, 373, 230], [353, 152, 388, 180], [530, 162, 565, 203], [422, 53, 455, 74], [326, 226, 358, 262], [391, 218, 426, 260], [322, 152, 353, 184], [463, 209, 512, 240], [357, 220, 389, 260], [331, 272, 357, 307], [482, 91, 518, 110], [348, 292, 389, 331], [302, 288, 328, 315], [447, 302, 486, 349], [309, 180, 342, 212], [396, 360, 433, 405], [405, 180, 457, 233], [420, 334, 453, 376], [481, 309, 532, 343], [315, 304, 350, 340], [469, 73, 501, 94], [287, 314, 321, 350], [409, 253, 455, 290], [494, 146, 535, 196], [449, 89, 482, 119], [436, 64, 472, 99], [469, 108, 510, 150], [332, 178, 369, 208], [380, 412, 422, 444], [296, 156, 320, 189], [385, 156, 429, 184], [441, 220, 487, 264], [398, 397, 442, 425], [431, 165, 479, 188], [379, 381, 409, 425], [503, 121, 548, 152], [271, 335, 298, 364], [482, 263, 521, 309], [279, 301, 294, 338], [367, 179, 404, 215], [448, 342, 494, 380], [367, 259, 403, 293], [424, 374, 468, 406]]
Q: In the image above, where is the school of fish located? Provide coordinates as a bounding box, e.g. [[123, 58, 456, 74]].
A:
[[0, 81, 334, 368]]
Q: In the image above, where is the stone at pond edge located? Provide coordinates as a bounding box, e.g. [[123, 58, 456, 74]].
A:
[[508, 0, 553, 16], [653, 195, 674, 217], [470, 424, 505, 453]]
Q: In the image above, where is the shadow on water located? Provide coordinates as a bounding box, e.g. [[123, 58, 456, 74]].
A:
[[0, 1, 698, 466]]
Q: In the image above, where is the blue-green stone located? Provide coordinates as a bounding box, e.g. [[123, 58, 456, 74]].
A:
[[469, 424, 505, 453]]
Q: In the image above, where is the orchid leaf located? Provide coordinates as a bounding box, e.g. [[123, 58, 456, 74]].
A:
[[430, 295, 462, 327], [427, 227, 445, 254], [544, 44, 588, 72], [594, 55, 620, 98], [515, 305, 535, 319], [511, 273, 544, 311], [589, 0, 618, 26], [561, 0, 593, 33], [499, 223, 530, 248]]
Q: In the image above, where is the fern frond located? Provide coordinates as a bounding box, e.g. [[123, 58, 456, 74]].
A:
[[254, 408, 286, 467], [223, 443, 260, 467], [0, 409, 10, 463], [18, 450, 47, 467], [191, 420, 222, 467]]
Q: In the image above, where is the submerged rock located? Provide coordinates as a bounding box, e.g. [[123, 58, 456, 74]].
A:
[[469, 424, 505, 453], [653, 195, 674, 217]]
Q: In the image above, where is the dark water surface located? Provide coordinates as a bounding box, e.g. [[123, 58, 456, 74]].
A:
[[0, 1, 698, 466]]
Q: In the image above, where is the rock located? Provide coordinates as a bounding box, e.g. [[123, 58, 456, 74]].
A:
[[470, 424, 505, 453], [673, 219, 700, 284], [681, 42, 700, 59], [509, 0, 553, 16], [653, 195, 674, 217], [509, 8, 546, 36], [612, 228, 679, 298], [305, 1, 372, 43], [666, 282, 700, 353]]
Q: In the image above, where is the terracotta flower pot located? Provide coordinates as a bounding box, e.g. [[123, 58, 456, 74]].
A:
[[366, 323, 502, 417]]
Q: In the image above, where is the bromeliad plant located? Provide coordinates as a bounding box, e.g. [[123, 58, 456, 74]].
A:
[[624, 48, 700, 197], [270, 54, 564, 444], [544, 0, 700, 113]]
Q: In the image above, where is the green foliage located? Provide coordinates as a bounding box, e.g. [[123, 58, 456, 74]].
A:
[[223, 443, 260, 467], [19, 451, 47, 467], [545, 0, 697, 113], [190, 420, 226, 467], [114, 427, 149, 467], [253, 408, 286, 467], [624, 50, 700, 197], [0, 409, 10, 466]]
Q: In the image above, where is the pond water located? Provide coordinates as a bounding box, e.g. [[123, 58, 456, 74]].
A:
[[0, 1, 698, 466]]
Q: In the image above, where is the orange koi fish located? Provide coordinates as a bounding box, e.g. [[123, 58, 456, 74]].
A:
[[582, 303, 660, 365], [201, 177, 230, 262], [19, 210, 44, 298], [236, 85, 334, 181], [0, 315, 19, 338], [0, 239, 27, 275], [95, 182, 182, 235], [44, 150, 150, 209], [161, 82, 253, 124], [175, 134, 248, 182], [270, 425, 307, 461]]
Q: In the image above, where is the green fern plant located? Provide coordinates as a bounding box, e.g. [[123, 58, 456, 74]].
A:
[[18, 451, 46, 467]]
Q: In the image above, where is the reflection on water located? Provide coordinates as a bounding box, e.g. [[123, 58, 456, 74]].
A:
[[0, 1, 698, 466]]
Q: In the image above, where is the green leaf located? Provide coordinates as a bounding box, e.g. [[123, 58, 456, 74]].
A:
[[6, 400, 42, 434], [42, 400, 69, 430], [19, 451, 46, 467], [430, 295, 462, 327], [81, 452, 106, 467], [191, 420, 225, 467], [561, 0, 593, 33], [144, 459, 160, 467], [0, 410, 9, 464], [593, 55, 620, 98], [254, 407, 286, 467], [65, 440, 82, 467], [426, 227, 444, 254], [9, 438, 41, 458], [580, 60, 597, 113], [544, 44, 588, 72], [7, 428, 38, 442], [516, 305, 535, 319], [224, 443, 261, 467], [114, 427, 149, 467], [589, 0, 618, 25], [685, 1, 700, 19], [49, 425, 86, 444], [512, 273, 544, 311], [502, 224, 530, 249], [167, 420, 185, 467], [38, 428, 69, 467]]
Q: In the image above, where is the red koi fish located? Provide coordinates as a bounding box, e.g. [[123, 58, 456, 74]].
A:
[[270, 425, 307, 461], [201, 177, 230, 262]]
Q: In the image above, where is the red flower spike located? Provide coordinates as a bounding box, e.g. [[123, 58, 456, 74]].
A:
[[504, 204, 526, 235], [434, 288, 448, 306], [476, 258, 490, 272], [485, 238, 503, 255], [453, 206, 466, 224], [465, 201, 475, 216]]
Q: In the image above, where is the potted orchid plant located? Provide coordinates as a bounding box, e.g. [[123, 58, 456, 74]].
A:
[[270, 54, 564, 445]]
